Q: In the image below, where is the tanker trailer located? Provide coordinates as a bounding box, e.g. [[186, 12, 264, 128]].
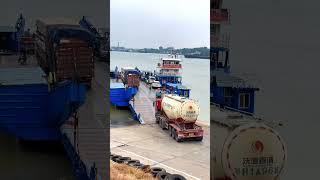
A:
[[154, 94, 203, 142], [210, 106, 287, 180]]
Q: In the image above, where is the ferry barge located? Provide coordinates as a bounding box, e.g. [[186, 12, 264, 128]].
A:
[[110, 66, 139, 107], [0, 66, 86, 141]]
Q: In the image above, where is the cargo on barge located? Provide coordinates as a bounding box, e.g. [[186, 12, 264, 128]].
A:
[[35, 18, 95, 87]]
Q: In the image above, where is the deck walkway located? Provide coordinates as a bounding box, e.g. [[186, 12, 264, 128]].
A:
[[61, 61, 108, 180], [130, 82, 157, 124]]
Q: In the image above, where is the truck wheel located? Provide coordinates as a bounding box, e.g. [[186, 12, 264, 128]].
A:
[[172, 130, 176, 140], [156, 171, 171, 180], [161, 120, 166, 130], [171, 127, 175, 138], [173, 131, 182, 142], [166, 174, 187, 180], [169, 126, 172, 137]]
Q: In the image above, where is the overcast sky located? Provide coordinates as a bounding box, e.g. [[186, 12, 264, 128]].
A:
[[110, 0, 209, 49]]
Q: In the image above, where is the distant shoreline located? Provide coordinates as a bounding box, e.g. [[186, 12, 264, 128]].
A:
[[111, 50, 210, 59]]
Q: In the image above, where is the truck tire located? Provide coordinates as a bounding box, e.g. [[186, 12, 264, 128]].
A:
[[172, 130, 176, 140], [165, 174, 187, 180], [171, 127, 175, 138], [173, 130, 182, 142], [169, 126, 172, 137], [156, 171, 171, 180], [150, 167, 166, 177], [161, 119, 166, 130]]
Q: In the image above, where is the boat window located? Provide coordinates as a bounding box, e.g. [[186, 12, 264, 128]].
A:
[[239, 93, 250, 109]]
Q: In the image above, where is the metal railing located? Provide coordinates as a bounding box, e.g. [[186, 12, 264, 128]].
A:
[[159, 64, 182, 69]]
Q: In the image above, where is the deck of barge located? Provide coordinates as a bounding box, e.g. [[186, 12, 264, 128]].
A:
[[130, 82, 157, 124], [111, 81, 210, 180], [61, 61, 108, 179]]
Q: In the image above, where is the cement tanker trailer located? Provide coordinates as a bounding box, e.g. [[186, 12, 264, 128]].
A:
[[154, 94, 203, 142], [210, 106, 287, 180]]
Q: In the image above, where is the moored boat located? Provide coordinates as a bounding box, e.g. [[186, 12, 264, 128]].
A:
[[110, 82, 137, 107], [155, 54, 182, 85], [0, 67, 86, 141]]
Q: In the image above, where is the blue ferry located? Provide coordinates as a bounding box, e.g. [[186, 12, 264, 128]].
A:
[[0, 67, 86, 141], [210, 1, 259, 115], [110, 66, 139, 107], [153, 55, 192, 98], [211, 69, 259, 114], [210, 41, 259, 115], [110, 82, 138, 107]]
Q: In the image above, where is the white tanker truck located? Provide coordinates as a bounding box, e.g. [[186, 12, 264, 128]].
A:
[[210, 105, 287, 180], [154, 94, 203, 142]]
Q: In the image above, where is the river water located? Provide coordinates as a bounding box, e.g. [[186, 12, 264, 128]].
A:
[[110, 51, 210, 123]]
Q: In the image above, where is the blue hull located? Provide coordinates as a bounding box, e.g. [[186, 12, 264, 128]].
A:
[[110, 83, 138, 107], [0, 82, 86, 141]]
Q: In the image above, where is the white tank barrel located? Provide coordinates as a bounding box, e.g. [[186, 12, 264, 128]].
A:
[[211, 106, 287, 180], [161, 94, 200, 122]]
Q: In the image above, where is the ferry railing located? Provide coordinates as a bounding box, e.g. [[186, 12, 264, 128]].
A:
[[158, 72, 182, 76], [211, 102, 257, 118], [224, 106, 255, 116], [157, 63, 182, 69]]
